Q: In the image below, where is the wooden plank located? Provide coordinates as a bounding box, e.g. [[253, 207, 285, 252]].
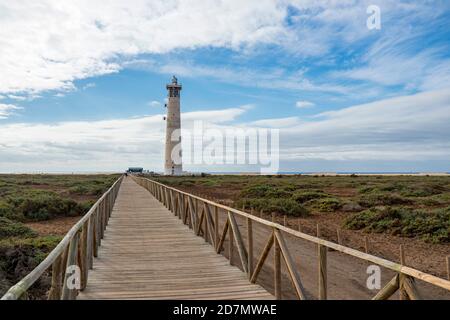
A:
[[78, 177, 273, 300], [140, 178, 450, 292]]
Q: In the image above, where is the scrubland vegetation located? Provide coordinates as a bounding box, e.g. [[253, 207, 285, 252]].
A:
[[154, 175, 450, 244], [0, 174, 118, 298]]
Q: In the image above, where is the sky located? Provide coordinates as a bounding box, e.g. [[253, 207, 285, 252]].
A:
[[0, 0, 450, 173]]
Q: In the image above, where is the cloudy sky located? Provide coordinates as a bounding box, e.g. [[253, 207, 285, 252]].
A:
[[1, 0, 450, 173]]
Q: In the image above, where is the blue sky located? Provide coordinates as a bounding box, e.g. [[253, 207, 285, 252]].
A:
[[1, 1, 450, 173]]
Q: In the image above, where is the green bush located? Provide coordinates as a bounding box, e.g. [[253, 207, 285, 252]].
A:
[[358, 193, 412, 207], [399, 184, 446, 197], [0, 217, 37, 238], [2, 192, 88, 222], [292, 190, 327, 203], [236, 198, 309, 217], [239, 185, 291, 199], [344, 207, 450, 243], [0, 201, 13, 218], [307, 197, 342, 212], [201, 180, 220, 187]]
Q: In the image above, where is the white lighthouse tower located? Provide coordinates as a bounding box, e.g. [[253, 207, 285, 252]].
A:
[[164, 76, 183, 175]]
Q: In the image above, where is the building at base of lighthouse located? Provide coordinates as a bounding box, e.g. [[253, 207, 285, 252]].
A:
[[164, 76, 183, 175]]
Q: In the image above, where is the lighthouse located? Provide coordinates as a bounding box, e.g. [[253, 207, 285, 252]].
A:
[[164, 76, 183, 175]]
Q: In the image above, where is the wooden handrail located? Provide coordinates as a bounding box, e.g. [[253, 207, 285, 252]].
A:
[[135, 176, 450, 297], [1, 175, 123, 300]]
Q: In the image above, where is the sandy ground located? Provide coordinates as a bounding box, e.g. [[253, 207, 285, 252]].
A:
[[25, 216, 81, 236]]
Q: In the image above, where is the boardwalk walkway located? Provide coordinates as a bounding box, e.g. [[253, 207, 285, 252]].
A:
[[78, 177, 273, 300]]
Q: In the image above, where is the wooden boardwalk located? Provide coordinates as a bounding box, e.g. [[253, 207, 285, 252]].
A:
[[78, 177, 274, 300]]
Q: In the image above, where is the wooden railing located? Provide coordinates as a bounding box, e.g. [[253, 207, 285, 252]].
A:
[[134, 176, 450, 300], [1, 176, 123, 300]]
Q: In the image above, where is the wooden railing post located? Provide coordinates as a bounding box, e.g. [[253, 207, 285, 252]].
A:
[[228, 215, 234, 266], [317, 225, 327, 300], [274, 230, 281, 300], [62, 232, 80, 300], [86, 215, 94, 270], [228, 212, 248, 273], [204, 203, 209, 243], [274, 230, 306, 300], [447, 256, 450, 281], [214, 206, 219, 247], [47, 255, 63, 300], [399, 245, 408, 300], [79, 221, 88, 290], [247, 217, 253, 279]]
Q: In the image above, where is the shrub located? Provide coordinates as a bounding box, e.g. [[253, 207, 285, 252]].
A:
[[3, 192, 88, 222], [0, 217, 37, 238], [344, 207, 450, 243], [0, 201, 14, 219], [236, 198, 309, 217], [201, 180, 220, 187], [239, 185, 291, 199], [358, 193, 412, 207], [308, 197, 342, 212], [399, 184, 446, 197], [292, 190, 327, 203]]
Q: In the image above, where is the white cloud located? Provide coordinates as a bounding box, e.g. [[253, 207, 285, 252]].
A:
[[128, 59, 350, 94], [148, 100, 161, 108], [7, 95, 27, 101], [0, 106, 248, 171], [296, 100, 315, 108], [0, 0, 287, 95], [1, 0, 444, 97], [0, 104, 21, 119], [1, 90, 450, 172], [279, 89, 450, 161]]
